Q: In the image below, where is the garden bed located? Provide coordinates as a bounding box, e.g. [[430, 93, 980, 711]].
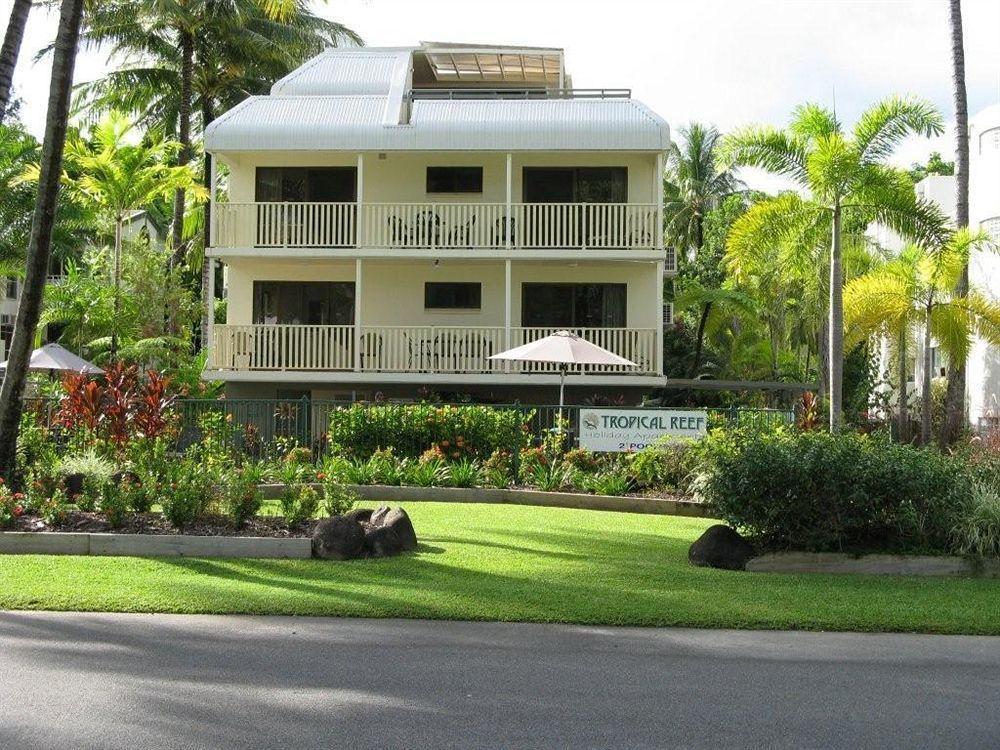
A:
[[6, 510, 316, 538]]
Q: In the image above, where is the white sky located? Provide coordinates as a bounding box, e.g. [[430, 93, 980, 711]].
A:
[[4, 0, 1000, 191]]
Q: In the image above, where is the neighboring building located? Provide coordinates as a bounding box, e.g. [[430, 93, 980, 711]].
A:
[[202, 43, 675, 403], [870, 104, 1000, 427]]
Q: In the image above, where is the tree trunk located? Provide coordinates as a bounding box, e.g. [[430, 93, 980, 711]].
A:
[[897, 330, 909, 443], [921, 302, 934, 445], [828, 202, 844, 431], [0, 0, 31, 123], [169, 27, 194, 270], [687, 301, 711, 377], [0, 0, 84, 482], [199, 99, 215, 349], [943, 0, 970, 443], [110, 218, 122, 358]]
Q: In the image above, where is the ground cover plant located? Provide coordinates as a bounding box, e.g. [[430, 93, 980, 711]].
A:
[[1, 502, 999, 635]]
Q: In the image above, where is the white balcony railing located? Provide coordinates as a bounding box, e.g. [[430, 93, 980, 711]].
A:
[[209, 324, 659, 375], [212, 202, 661, 252]]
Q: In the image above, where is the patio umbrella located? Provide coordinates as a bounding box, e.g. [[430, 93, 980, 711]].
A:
[[489, 330, 637, 423], [0, 343, 103, 375]]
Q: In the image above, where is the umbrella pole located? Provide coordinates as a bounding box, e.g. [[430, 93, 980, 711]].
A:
[[558, 365, 566, 430]]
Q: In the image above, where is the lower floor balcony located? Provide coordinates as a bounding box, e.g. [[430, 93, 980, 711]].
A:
[[207, 325, 659, 377]]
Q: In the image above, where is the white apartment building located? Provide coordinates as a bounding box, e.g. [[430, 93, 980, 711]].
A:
[[871, 104, 1000, 426], [202, 43, 675, 402]]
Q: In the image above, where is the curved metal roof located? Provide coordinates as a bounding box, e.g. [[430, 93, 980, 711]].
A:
[[270, 48, 414, 96], [205, 95, 670, 152]]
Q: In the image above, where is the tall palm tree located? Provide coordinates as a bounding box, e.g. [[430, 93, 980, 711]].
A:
[[719, 97, 949, 429], [74, 0, 360, 268], [663, 123, 743, 376], [0, 0, 85, 482], [58, 111, 204, 356], [0, 0, 32, 123], [845, 230, 1000, 444], [943, 0, 970, 442]]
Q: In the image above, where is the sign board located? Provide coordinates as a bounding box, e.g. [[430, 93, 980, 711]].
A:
[[578, 408, 708, 452]]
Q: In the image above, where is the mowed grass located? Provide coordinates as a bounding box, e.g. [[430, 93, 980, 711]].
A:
[[1, 502, 998, 634]]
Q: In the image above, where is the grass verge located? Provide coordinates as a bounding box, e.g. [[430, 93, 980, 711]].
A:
[[1, 502, 998, 634]]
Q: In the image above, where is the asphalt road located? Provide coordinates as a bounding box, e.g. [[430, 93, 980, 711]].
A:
[[1, 612, 998, 750]]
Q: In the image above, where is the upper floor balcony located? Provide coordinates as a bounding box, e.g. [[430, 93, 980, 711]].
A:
[[212, 200, 671, 262]]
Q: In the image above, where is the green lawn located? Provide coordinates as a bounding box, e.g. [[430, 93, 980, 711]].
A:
[[1, 502, 998, 634]]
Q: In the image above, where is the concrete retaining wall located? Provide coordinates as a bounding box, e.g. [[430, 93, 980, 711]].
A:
[[747, 552, 1000, 578], [0, 532, 312, 559], [260, 483, 709, 517]]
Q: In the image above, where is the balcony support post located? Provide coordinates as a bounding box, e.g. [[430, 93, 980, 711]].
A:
[[356, 152, 365, 247], [655, 259, 664, 375], [505, 152, 513, 250], [655, 152, 664, 251], [504, 259, 512, 372], [354, 258, 363, 372], [206, 258, 216, 356], [208, 156, 217, 246]]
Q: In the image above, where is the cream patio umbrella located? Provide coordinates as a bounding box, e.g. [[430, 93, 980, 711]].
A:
[[489, 330, 637, 424], [0, 343, 104, 375]]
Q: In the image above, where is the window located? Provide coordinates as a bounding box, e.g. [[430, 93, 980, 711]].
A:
[[255, 167, 357, 202], [521, 283, 626, 328], [979, 127, 1000, 155], [981, 216, 1000, 241], [424, 282, 482, 310], [426, 167, 483, 194], [522, 167, 627, 203], [252, 281, 355, 324], [4, 278, 16, 299]]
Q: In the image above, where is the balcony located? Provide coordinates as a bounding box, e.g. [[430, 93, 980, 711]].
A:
[[212, 201, 664, 254], [208, 325, 659, 376]]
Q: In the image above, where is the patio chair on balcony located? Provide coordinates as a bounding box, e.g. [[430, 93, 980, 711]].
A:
[[386, 215, 406, 246], [492, 215, 515, 248], [360, 331, 383, 371], [446, 214, 478, 248], [412, 209, 441, 247]]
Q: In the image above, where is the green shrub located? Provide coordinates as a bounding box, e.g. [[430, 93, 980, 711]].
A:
[[222, 465, 264, 527], [162, 464, 214, 529], [38, 490, 70, 527], [576, 470, 632, 497], [482, 449, 513, 489], [56, 450, 115, 502], [282, 484, 320, 526], [100, 481, 131, 529], [284, 446, 314, 465], [321, 479, 358, 517], [951, 482, 1000, 559], [367, 448, 407, 486], [696, 429, 969, 554], [447, 459, 482, 488], [343, 458, 375, 485], [328, 403, 532, 460], [563, 448, 601, 473], [627, 439, 700, 493], [403, 458, 450, 487]]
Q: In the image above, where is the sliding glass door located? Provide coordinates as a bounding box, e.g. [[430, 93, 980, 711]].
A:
[[253, 281, 355, 325], [521, 283, 627, 328]]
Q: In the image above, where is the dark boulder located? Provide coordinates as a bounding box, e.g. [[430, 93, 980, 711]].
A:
[[312, 515, 365, 560], [380, 508, 417, 551], [365, 525, 404, 558], [688, 525, 755, 571], [344, 507, 374, 524], [368, 505, 391, 527]]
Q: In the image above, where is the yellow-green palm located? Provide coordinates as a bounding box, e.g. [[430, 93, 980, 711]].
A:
[[719, 97, 949, 429], [51, 112, 205, 356], [845, 229, 1000, 442]]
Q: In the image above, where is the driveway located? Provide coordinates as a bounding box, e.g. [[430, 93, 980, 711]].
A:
[[0, 612, 998, 749]]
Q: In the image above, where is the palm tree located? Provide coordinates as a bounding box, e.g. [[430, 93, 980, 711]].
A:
[[0, 0, 85, 482], [663, 124, 744, 376], [719, 97, 949, 429], [74, 0, 361, 267], [0, 0, 32, 123], [58, 111, 204, 356], [943, 0, 970, 443], [40, 260, 118, 356], [845, 230, 1000, 444]]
